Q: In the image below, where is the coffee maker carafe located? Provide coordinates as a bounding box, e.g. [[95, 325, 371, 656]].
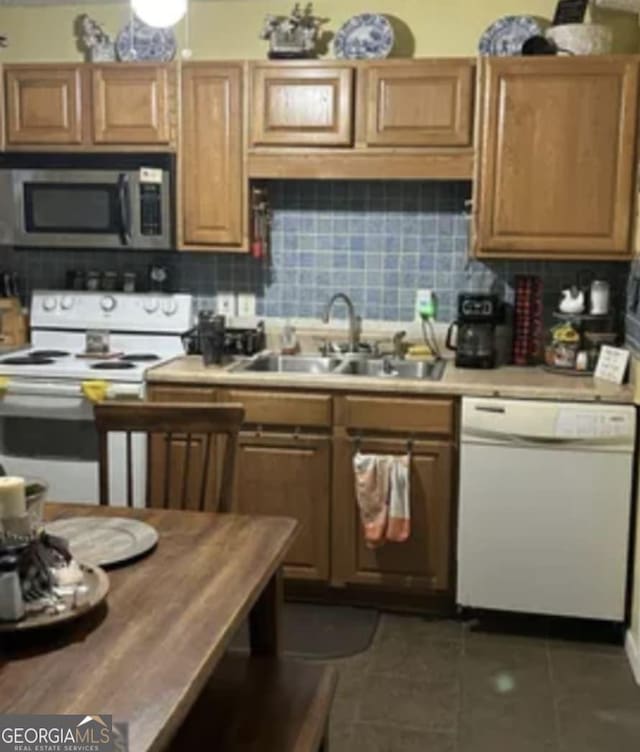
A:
[[446, 293, 501, 369]]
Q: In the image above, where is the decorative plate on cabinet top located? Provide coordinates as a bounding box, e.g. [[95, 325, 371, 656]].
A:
[[334, 13, 394, 60], [478, 15, 543, 56], [116, 16, 177, 62]]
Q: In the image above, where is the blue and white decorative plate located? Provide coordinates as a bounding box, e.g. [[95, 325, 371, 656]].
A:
[[334, 13, 394, 60], [478, 15, 543, 56], [116, 17, 177, 63]]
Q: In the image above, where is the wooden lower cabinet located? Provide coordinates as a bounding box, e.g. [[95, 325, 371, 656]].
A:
[[147, 385, 220, 510], [332, 435, 454, 594], [233, 431, 331, 582]]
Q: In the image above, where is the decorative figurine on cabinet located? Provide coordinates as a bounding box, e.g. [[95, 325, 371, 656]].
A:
[[76, 14, 115, 62], [260, 3, 329, 59]]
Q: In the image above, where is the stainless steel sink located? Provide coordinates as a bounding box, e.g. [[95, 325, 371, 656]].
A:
[[234, 353, 445, 381], [240, 355, 342, 374], [335, 358, 446, 381]]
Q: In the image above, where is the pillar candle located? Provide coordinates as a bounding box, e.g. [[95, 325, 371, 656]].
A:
[[0, 478, 26, 519]]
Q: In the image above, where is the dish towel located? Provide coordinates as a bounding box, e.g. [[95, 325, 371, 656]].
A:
[[353, 453, 411, 548]]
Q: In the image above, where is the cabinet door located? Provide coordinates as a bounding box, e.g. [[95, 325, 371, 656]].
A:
[[147, 386, 220, 511], [251, 65, 354, 146], [235, 432, 331, 582], [364, 59, 474, 147], [5, 66, 83, 145], [181, 64, 244, 247], [92, 65, 170, 145], [477, 57, 639, 258], [333, 436, 453, 594]]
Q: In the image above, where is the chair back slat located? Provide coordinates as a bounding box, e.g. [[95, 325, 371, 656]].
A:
[[181, 433, 193, 510], [94, 402, 244, 512], [125, 431, 134, 508]]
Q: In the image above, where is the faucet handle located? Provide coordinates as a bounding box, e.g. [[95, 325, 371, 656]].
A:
[[393, 330, 408, 359]]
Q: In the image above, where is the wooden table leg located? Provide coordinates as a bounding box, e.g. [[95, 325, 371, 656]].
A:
[[249, 568, 283, 656]]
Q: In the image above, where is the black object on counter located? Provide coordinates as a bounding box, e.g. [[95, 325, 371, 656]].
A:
[[199, 312, 227, 366], [552, 0, 588, 25], [182, 320, 266, 359], [446, 293, 503, 370]]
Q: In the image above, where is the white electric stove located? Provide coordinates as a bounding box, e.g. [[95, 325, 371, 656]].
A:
[[0, 290, 194, 505]]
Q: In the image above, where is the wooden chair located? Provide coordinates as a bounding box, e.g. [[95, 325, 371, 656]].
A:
[[94, 401, 245, 512]]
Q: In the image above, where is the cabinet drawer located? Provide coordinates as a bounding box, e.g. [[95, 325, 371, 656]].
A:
[[148, 386, 216, 403], [335, 396, 454, 436], [218, 390, 332, 428]]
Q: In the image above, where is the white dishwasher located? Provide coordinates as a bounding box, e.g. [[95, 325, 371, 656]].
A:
[[458, 397, 636, 621]]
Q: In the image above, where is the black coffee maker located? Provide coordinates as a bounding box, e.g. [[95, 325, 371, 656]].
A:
[[446, 293, 502, 369]]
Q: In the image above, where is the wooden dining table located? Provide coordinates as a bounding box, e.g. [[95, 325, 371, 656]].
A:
[[0, 504, 298, 752]]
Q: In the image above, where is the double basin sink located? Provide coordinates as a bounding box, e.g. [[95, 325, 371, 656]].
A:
[[232, 354, 446, 381]]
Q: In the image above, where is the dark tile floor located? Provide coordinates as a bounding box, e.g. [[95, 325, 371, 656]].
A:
[[326, 614, 640, 752]]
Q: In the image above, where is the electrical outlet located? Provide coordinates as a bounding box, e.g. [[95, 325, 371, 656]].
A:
[[415, 289, 434, 320], [216, 293, 236, 317], [237, 293, 257, 318]]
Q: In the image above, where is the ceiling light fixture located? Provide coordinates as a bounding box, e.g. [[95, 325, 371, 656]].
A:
[[131, 0, 188, 28]]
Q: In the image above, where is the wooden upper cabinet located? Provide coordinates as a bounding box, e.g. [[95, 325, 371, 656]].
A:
[[251, 64, 354, 147], [181, 63, 244, 248], [476, 57, 639, 259], [5, 65, 83, 145], [92, 65, 170, 145], [364, 59, 474, 147]]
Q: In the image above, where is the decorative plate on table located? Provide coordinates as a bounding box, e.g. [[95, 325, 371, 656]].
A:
[[334, 14, 394, 60], [479, 15, 543, 56], [45, 517, 159, 569], [0, 563, 109, 633], [116, 17, 177, 63]]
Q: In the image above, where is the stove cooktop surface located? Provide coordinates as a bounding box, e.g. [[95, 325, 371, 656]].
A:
[[0, 348, 177, 383]]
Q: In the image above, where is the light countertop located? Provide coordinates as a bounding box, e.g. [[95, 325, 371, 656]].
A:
[[147, 356, 635, 404]]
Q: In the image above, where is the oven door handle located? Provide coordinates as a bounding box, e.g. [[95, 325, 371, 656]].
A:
[[117, 173, 132, 246], [0, 381, 143, 400]]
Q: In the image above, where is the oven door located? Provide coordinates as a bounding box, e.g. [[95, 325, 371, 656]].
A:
[[10, 168, 172, 251], [0, 387, 146, 507]]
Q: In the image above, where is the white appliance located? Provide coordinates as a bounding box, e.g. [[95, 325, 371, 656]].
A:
[[0, 290, 194, 506], [458, 397, 636, 622]]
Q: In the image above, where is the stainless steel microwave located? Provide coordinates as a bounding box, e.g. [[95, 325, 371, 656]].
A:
[[0, 153, 175, 250]]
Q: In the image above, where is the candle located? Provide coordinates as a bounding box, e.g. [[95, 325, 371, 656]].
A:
[[0, 477, 26, 519]]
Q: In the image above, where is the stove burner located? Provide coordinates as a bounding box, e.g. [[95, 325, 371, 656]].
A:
[[29, 350, 70, 359], [120, 354, 161, 363], [2, 357, 55, 366], [91, 361, 137, 371]]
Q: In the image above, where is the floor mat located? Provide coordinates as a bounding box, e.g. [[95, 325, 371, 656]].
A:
[[232, 602, 380, 660]]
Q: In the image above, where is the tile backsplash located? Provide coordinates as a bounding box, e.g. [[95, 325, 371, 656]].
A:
[[1, 180, 630, 324]]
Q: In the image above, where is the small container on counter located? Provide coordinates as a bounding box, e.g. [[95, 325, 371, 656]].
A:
[[86, 271, 101, 292], [199, 312, 226, 366], [101, 271, 118, 292], [122, 272, 137, 293], [280, 321, 299, 355], [0, 552, 25, 622]]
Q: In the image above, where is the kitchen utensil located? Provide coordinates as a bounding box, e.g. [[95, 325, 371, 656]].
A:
[[545, 24, 613, 55], [45, 517, 158, 568], [479, 15, 544, 56], [334, 14, 394, 59], [0, 562, 109, 632], [590, 280, 611, 315]]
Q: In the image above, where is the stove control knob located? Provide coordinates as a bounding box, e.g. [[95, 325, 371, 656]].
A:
[[144, 298, 159, 314], [60, 296, 74, 311], [101, 295, 117, 313], [42, 296, 57, 312], [162, 299, 178, 316]]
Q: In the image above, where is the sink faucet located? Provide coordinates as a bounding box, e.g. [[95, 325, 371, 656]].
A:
[[322, 293, 361, 354]]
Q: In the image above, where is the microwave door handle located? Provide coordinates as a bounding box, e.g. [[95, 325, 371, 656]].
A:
[[117, 173, 132, 246]]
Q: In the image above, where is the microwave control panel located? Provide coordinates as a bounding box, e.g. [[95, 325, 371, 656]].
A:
[[140, 184, 163, 236]]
